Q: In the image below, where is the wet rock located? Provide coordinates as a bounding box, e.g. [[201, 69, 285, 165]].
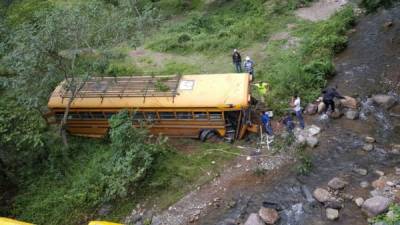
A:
[[365, 136, 376, 143], [317, 102, 326, 113], [326, 208, 339, 220], [345, 110, 359, 120], [305, 103, 318, 115], [340, 96, 358, 109], [372, 94, 397, 109], [244, 213, 264, 225], [360, 181, 370, 188], [308, 125, 321, 136], [259, 207, 280, 224], [362, 196, 391, 217], [330, 109, 343, 119], [221, 218, 236, 225], [383, 21, 393, 28], [313, 188, 332, 203], [306, 136, 319, 148], [355, 197, 364, 207], [325, 199, 344, 209], [328, 177, 348, 190], [372, 177, 388, 189], [362, 144, 374, 152], [353, 167, 368, 176], [375, 170, 385, 176]]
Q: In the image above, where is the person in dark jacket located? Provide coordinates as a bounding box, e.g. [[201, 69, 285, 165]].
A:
[[322, 86, 345, 113], [261, 111, 273, 136], [282, 112, 295, 133], [232, 49, 242, 73]]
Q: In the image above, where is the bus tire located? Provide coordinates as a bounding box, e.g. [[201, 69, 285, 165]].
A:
[[199, 129, 216, 142]]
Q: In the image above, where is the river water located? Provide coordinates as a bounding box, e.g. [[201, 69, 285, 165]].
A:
[[197, 4, 400, 225]]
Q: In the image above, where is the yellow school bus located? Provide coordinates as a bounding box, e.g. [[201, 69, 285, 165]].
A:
[[0, 217, 33, 225], [47, 73, 253, 141]]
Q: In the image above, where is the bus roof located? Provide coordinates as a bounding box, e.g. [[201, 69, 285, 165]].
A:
[[48, 73, 250, 109]]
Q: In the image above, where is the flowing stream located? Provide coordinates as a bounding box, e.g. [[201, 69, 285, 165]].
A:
[[197, 4, 400, 225]]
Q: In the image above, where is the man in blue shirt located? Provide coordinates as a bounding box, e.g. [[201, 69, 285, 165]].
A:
[[261, 111, 273, 136]]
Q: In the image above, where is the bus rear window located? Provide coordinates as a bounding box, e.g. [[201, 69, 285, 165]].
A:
[[159, 112, 175, 120], [176, 112, 193, 119], [209, 112, 222, 120]]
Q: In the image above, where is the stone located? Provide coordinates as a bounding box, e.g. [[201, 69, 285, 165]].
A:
[[375, 170, 385, 176], [328, 177, 348, 190], [308, 125, 321, 136], [325, 199, 344, 209], [342, 193, 353, 200], [372, 177, 388, 189], [313, 188, 332, 203], [340, 96, 358, 109], [372, 94, 397, 109], [221, 218, 236, 225], [318, 102, 326, 113], [326, 208, 339, 220], [362, 144, 374, 151], [365, 136, 376, 143], [355, 197, 364, 207], [383, 21, 393, 28], [258, 207, 280, 224], [306, 136, 319, 148], [395, 167, 400, 175], [296, 134, 307, 145], [386, 181, 395, 187], [362, 196, 391, 217], [345, 110, 359, 120], [330, 109, 343, 119], [360, 181, 370, 188], [244, 213, 264, 225], [353, 167, 368, 176], [305, 103, 318, 115]]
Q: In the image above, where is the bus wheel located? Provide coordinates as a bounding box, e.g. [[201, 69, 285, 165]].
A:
[[199, 129, 217, 142]]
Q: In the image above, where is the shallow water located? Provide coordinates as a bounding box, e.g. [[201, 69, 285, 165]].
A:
[[198, 5, 400, 225]]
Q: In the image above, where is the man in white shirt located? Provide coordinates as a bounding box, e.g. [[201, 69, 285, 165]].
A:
[[291, 94, 305, 129]]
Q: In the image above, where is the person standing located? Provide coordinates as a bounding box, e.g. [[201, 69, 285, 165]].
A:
[[243, 56, 255, 76], [261, 111, 273, 136], [291, 94, 305, 129], [232, 49, 242, 73], [253, 81, 268, 103], [322, 86, 345, 113], [282, 111, 295, 133]]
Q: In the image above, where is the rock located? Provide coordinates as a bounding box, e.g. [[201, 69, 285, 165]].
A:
[[360, 181, 370, 188], [342, 193, 353, 200], [221, 218, 236, 225], [330, 109, 343, 119], [313, 188, 331, 203], [305, 103, 318, 115], [383, 21, 393, 28], [98, 204, 112, 216], [372, 94, 397, 109], [386, 181, 395, 187], [353, 167, 368, 176], [375, 170, 385, 176], [318, 102, 326, 113], [308, 125, 321, 136], [362, 144, 374, 151], [365, 136, 376, 143], [372, 177, 388, 189], [395, 167, 400, 175], [296, 134, 307, 145], [244, 213, 264, 225], [306, 136, 319, 148], [326, 208, 339, 220], [362, 196, 391, 217], [328, 177, 348, 190], [355, 197, 364, 207], [325, 199, 344, 209], [258, 207, 280, 224], [345, 110, 359, 120], [340, 96, 358, 109]]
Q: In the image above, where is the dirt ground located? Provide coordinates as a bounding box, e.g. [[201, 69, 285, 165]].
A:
[[295, 0, 349, 21]]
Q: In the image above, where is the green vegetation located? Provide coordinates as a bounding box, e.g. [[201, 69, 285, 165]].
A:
[[361, 0, 400, 12], [372, 204, 400, 225]]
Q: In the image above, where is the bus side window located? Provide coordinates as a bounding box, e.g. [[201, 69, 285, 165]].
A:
[[209, 112, 223, 120], [176, 112, 193, 119], [104, 112, 116, 119], [55, 112, 64, 121], [159, 112, 175, 120], [91, 112, 105, 119], [68, 112, 81, 120], [194, 112, 208, 120], [132, 111, 145, 121], [145, 112, 158, 121], [80, 112, 92, 120]]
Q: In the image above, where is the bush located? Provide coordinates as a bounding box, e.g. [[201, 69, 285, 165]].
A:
[[372, 204, 400, 224], [106, 62, 143, 76]]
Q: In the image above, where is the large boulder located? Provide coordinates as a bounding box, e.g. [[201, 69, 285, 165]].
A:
[[259, 207, 280, 224], [340, 96, 358, 109], [317, 102, 326, 113], [330, 109, 343, 119], [328, 177, 348, 190], [362, 196, 391, 217], [372, 94, 397, 109], [308, 125, 321, 136], [326, 208, 339, 220], [244, 213, 264, 225], [305, 103, 318, 115], [345, 110, 359, 120], [313, 188, 332, 203], [306, 136, 319, 148]]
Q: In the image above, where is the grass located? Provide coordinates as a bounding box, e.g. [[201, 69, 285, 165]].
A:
[[11, 137, 239, 225]]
